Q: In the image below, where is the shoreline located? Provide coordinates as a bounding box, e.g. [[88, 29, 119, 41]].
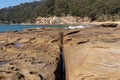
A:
[[0, 21, 120, 26], [0, 24, 120, 79], [0, 23, 69, 26]]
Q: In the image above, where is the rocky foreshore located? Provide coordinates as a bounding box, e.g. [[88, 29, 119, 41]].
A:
[[0, 23, 120, 80], [63, 23, 120, 80], [0, 28, 63, 80]]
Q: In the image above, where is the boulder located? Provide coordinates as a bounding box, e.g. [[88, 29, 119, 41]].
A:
[[100, 23, 118, 27]]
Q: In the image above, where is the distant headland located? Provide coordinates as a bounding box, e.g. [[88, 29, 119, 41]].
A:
[[0, 0, 120, 24]]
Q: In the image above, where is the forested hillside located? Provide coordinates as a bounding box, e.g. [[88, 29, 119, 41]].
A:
[[0, 0, 120, 24]]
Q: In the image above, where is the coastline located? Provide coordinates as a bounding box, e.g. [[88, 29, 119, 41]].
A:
[[89, 21, 120, 25], [0, 21, 120, 26], [0, 25, 120, 80], [0, 23, 69, 26], [0, 21, 120, 33]]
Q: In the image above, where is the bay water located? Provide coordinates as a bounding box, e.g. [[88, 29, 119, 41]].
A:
[[0, 25, 67, 33]]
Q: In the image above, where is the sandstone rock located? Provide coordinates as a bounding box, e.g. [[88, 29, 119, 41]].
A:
[[11, 72, 25, 80], [0, 28, 62, 80], [64, 25, 120, 80], [0, 75, 6, 80], [18, 38, 31, 43], [36, 16, 91, 25], [100, 23, 118, 27], [1, 25, 120, 80]]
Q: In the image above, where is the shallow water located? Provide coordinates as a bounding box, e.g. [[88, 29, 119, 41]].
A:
[[0, 25, 67, 32], [67, 24, 97, 29], [0, 61, 8, 65], [61, 52, 66, 80], [15, 43, 23, 47]]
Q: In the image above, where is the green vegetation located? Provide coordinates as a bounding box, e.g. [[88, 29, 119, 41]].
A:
[[0, 0, 120, 24]]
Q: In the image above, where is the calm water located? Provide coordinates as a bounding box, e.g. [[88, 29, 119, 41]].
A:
[[0, 25, 67, 33], [0, 61, 8, 65]]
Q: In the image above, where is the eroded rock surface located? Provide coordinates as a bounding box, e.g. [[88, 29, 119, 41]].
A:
[[0, 28, 62, 80], [99, 23, 118, 27], [36, 16, 91, 25], [0, 24, 120, 80], [64, 24, 120, 80]]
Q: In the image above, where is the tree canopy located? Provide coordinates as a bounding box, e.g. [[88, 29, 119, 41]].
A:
[[0, 0, 120, 24]]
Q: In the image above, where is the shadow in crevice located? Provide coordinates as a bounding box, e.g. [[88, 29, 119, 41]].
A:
[[60, 49, 66, 80], [55, 32, 66, 80], [54, 32, 66, 80], [54, 53, 62, 80], [54, 46, 66, 80]]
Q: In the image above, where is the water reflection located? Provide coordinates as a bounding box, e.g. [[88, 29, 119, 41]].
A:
[[0, 61, 8, 66], [15, 43, 23, 47]]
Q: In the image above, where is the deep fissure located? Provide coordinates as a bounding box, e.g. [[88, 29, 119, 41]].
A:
[[60, 32, 66, 80], [60, 49, 66, 80]]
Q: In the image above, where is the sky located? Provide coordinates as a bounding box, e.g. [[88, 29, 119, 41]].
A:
[[0, 0, 39, 9]]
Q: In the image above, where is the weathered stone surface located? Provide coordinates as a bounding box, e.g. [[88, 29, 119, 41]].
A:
[[64, 25, 120, 80], [36, 16, 91, 25], [100, 23, 118, 27], [0, 28, 62, 80], [1, 23, 120, 80]]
